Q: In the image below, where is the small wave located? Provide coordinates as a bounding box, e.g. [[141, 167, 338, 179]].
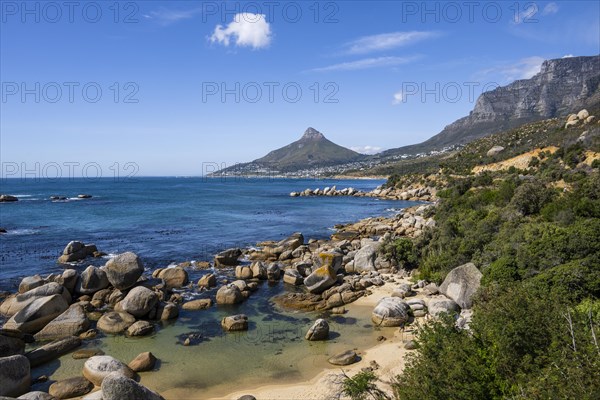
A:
[[13, 195, 32, 198], [4, 228, 40, 236]]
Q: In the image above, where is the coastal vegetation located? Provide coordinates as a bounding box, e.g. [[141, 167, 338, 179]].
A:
[[372, 110, 600, 399]]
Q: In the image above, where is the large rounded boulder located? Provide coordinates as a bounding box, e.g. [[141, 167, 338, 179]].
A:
[[83, 356, 135, 386], [105, 252, 144, 290], [119, 287, 158, 318], [215, 284, 243, 305], [371, 297, 410, 327], [439, 262, 482, 309]]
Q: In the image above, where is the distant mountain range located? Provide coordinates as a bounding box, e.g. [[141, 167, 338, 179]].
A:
[[381, 54, 600, 157], [214, 55, 600, 176]]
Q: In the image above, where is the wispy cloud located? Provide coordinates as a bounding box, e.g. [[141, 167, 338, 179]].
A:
[[341, 31, 440, 55], [309, 56, 421, 73], [476, 56, 545, 83], [209, 13, 272, 50], [351, 145, 383, 155], [143, 7, 201, 26], [512, 4, 538, 24], [512, 2, 558, 24], [542, 2, 559, 15]]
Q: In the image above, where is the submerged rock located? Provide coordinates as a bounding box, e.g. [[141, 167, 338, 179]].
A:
[[221, 314, 248, 331], [49, 376, 93, 399], [25, 336, 81, 367]]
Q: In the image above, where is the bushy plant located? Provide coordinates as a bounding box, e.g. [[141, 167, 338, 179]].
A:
[[341, 371, 389, 400]]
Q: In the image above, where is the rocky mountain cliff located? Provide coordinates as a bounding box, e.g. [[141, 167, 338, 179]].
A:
[[382, 54, 600, 156]]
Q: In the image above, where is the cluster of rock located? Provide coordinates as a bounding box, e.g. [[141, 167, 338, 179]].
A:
[[0, 250, 170, 398], [565, 109, 596, 128], [290, 186, 436, 202], [0, 194, 456, 398], [335, 204, 435, 239], [370, 262, 482, 330], [57, 241, 105, 263], [290, 186, 360, 197]]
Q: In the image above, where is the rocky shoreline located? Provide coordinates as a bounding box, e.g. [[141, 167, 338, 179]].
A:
[[0, 186, 481, 400]]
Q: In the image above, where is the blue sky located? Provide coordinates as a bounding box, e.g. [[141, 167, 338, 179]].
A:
[[1, 1, 599, 176]]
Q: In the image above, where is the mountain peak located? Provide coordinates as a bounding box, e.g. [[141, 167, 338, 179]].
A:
[[301, 127, 325, 140]]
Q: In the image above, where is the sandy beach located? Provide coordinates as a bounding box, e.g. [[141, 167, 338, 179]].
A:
[[211, 280, 419, 400]]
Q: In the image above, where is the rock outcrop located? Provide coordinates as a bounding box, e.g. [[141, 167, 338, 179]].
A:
[[439, 263, 482, 309]]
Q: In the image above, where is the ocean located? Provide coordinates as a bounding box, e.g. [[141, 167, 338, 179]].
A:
[[0, 177, 416, 397]]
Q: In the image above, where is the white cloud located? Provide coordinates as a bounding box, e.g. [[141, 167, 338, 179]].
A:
[[143, 7, 201, 25], [309, 56, 420, 73], [562, 54, 574, 58], [209, 13, 272, 50], [351, 146, 383, 155], [542, 2, 559, 15], [477, 56, 545, 83], [342, 31, 440, 55], [392, 91, 404, 105]]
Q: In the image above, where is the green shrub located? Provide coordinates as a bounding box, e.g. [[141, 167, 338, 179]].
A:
[[341, 371, 389, 400], [510, 180, 554, 215], [381, 238, 418, 269]]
